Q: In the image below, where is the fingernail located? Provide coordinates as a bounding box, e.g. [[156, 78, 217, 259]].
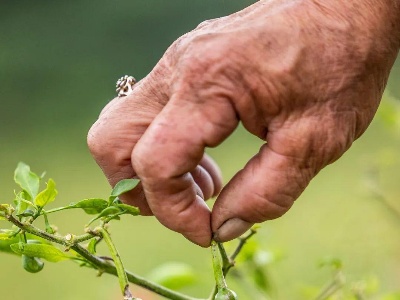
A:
[[214, 218, 253, 242]]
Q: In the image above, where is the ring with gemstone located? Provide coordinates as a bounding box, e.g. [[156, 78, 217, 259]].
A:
[[116, 75, 137, 97]]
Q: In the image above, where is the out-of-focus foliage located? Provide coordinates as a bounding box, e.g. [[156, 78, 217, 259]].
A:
[[0, 1, 399, 299]]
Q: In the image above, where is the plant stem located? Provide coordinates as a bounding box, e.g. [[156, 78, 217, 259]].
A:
[[99, 227, 134, 300], [7, 215, 95, 245], [6, 214, 200, 300], [231, 229, 257, 261], [211, 240, 227, 290], [208, 229, 258, 300], [217, 243, 230, 275], [72, 243, 200, 300], [43, 206, 71, 215]]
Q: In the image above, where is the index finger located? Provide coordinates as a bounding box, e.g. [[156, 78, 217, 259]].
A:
[[132, 89, 238, 247]]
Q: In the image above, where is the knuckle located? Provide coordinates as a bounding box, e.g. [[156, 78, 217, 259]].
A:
[[164, 33, 190, 62], [195, 17, 219, 29], [87, 119, 125, 166], [87, 122, 104, 158]]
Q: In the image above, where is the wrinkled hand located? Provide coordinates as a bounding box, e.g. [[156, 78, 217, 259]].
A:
[[87, 0, 400, 247]]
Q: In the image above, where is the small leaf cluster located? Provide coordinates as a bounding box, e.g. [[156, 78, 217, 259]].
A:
[[0, 162, 141, 297], [0, 162, 257, 300]]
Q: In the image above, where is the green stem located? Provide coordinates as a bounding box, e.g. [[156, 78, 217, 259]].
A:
[[217, 243, 230, 275], [72, 243, 199, 300], [230, 229, 257, 261], [7, 214, 93, 246], [208, 229, 258, 300], [211, 240, 227, 290], [43, 206, 71, 215], [6, 214, 199, 300], [99, 227, 133, 299]]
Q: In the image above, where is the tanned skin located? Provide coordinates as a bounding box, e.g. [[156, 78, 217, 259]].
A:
[[88, 0, 400, 247]]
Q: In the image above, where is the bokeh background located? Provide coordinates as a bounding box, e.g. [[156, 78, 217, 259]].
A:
[[1, 1, 400, 299]]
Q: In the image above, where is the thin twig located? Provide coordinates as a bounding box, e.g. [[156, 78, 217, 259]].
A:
[[231, 229, 257, 261], [208, 229, 258, 300], [99, 227, 134, 300], [6, 214, 199, 300]]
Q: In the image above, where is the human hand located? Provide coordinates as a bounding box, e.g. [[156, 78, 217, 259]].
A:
[[88, 0, 400, 247]]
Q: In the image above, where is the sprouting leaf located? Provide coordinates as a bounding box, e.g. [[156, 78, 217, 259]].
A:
[[116, 204, 140, 216], [17, 209, 36, 218], [10, 242, 71, 262], [69, 198, 108, 215], [97, 206, 121, 218], [42, 213, 56, 234], [34, 179, 57, 208], [112, 197, 122, 205], [87, 207, 122, 225], [14, 191, 32, 214], [14, 162, 40, 200], [109, 179, 139, 202], [147, 262, 197, 290], [87, 239, 98, 254]]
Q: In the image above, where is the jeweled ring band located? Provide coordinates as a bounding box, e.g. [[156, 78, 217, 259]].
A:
[[116, 75, 137, 97]]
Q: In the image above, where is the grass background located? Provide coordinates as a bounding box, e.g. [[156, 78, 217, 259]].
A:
[[0, 1, 399, 299]]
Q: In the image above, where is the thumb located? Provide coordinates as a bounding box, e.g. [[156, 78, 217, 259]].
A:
[[212, 116, 355, 242]]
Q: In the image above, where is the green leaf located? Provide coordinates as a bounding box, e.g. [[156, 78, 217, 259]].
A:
[[97, 206, 121, 218], [42, 213, 56, 234], [87, 239, 98, 254], [14, 191, 32, 214], [34, 178, 57, 208], [0, 236, 20, 254], [0, 236, 49, 256], [147, 262, 197, 290], [87, 206, 122, 225], [17, 209, 36, 218], [10, 242, 71, 262], [69, 198, 108, 215], [110, 179, 139, 202], [0, 229, 16, 240], [14, 162, 40, 200], [116, 204, 140, 216]]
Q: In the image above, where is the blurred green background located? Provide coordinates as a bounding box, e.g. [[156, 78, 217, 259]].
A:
[[1, 1, 400, 299]]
